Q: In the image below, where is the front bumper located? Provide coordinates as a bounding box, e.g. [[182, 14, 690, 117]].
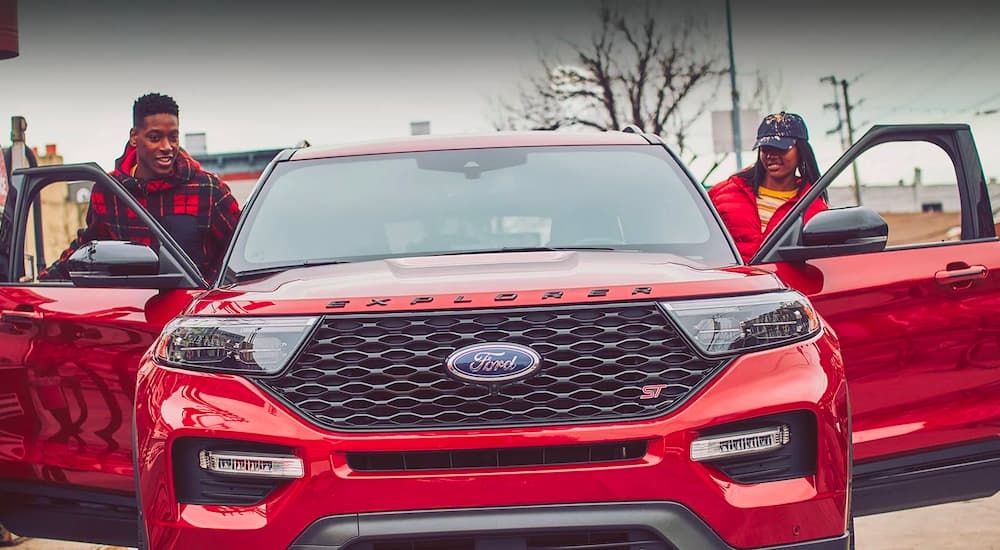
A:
[[135, 330, 849, 550], [289, 502, 850, 550]]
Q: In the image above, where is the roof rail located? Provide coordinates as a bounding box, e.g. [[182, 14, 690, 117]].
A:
[[644, 132, 665, 145], [619, 124, 661, 145]]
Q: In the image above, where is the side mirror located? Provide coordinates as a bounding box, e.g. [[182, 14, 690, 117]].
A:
[[776, 207, 888, 262], [68, 240, 159, 276], [67, 240, 187, 289]]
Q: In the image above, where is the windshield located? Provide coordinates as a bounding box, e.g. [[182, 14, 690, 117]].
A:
[[226, 145, 736, 275]]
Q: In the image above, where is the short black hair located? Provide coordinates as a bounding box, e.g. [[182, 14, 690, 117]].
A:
[[133, 92, 179, 127]]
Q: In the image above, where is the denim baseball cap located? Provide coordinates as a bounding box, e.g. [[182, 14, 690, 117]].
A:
[[752, 112, 808, 150]]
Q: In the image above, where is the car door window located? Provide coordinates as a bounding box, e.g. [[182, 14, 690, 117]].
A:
[[821, 140, 965, 247], [16, 179, 161, 284], [20, 180, 91, 281]]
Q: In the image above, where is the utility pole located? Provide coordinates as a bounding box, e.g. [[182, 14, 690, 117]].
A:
[[10, 116, 26, 171], [820, 75, 846, 150], [841, 78, 862, 206], [820, 74, 863, 205], [725, 0, 742, 169]]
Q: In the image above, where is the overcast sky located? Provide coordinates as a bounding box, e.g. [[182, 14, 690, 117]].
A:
[[3, 0, 999, 186]]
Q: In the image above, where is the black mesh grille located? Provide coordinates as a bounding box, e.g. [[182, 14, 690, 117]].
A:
[[256, 303, 725, 431]]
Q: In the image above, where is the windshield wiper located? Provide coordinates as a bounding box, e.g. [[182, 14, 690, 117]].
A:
[[231, 260, 352, 281]]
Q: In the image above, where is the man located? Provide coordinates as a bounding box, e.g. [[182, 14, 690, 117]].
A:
[[38, 93, 241, 283]]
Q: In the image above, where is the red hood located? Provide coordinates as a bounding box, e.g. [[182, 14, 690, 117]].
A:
[[190, 251, 785, 316]]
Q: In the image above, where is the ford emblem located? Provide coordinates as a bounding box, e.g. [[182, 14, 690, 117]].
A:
[[445, 343, 542, 384]]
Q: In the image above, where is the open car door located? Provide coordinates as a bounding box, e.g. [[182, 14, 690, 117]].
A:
[[0, 164, 206, 546], [752, 124, 1000, 516]]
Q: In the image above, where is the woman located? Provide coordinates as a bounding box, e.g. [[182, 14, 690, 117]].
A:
[[709, 112, 828, 262]]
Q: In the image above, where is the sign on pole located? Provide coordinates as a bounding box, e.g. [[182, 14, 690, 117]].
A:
[[711, 109, 760, 154]]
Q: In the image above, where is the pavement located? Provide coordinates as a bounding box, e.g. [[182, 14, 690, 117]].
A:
[[5, 493, 1000, 549], [854, 493, 1000, 549]]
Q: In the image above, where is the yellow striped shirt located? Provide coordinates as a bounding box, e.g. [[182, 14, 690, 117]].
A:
[[756, 187, 797, 231]]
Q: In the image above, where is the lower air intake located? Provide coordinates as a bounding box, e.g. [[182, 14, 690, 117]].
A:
[[348, 440, 647, 472]]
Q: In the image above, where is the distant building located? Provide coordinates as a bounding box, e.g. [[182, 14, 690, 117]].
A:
[[827, 182, 1000, 214], [33, 143, 62, 166], [192, 146, 287, 204], [19, 143, 89, 271], [185, 132, 207, 155]]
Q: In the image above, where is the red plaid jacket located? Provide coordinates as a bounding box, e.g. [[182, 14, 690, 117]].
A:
[[39, 144, 241, 283]]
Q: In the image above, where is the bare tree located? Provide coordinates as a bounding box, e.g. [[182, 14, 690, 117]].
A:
[[494, 1, 728, 160]]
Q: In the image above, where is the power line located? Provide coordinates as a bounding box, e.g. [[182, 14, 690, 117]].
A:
[[960, 91, 1000, 116], [863, 40, 992, 124]]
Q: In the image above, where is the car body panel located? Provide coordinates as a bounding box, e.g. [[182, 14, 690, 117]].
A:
[[765, 244, 1000, 463], [756, 125, 1000, 469], [0, 287, 198, 492]]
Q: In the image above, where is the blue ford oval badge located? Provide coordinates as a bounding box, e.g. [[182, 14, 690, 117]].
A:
[[446, 343, 542, 384]]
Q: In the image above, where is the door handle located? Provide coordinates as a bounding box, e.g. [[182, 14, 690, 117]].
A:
[[0, 309, 44, 323], [934, 265, 987, 286]]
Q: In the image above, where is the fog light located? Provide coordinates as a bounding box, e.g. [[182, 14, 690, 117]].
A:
[[690, 425, 790, 462], [198, 450, 304, 479]]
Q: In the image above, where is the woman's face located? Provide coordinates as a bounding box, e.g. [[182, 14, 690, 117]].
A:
[[759, 145, 799, 180]]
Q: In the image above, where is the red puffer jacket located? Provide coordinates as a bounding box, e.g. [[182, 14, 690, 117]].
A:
[[708, 175, 828, 262]]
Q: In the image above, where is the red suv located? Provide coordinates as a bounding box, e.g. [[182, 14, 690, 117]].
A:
[[1, 126, 998, 549]]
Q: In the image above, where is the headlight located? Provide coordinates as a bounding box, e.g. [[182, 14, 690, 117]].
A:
[[153, 316, 319, 374], [661, 291, 820, 356]]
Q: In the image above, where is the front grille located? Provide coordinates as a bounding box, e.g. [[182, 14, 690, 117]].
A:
[[350, 530, 673, 550], [257, 304, 725, 431], [348, 440, 647, 472]]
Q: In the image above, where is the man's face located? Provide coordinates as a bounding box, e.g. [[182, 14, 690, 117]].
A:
[[130, 113, 179, 179]]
